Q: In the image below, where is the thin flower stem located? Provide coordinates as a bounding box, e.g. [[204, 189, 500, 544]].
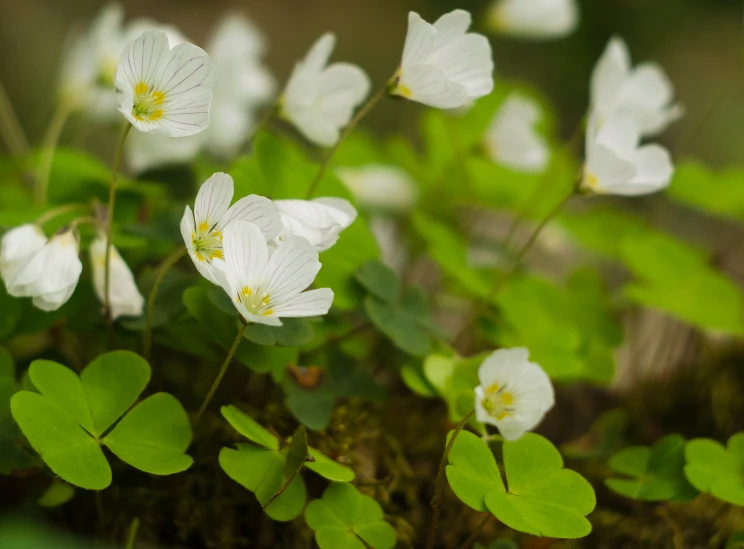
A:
[[143, 246, 187, 362], [454, 191, 573, 347], [35, 100, 74, 206], [125, 518, 140, 549], [262, 464, 305, 510], [104, 123, 132, 325], [0, 80, 29, 164], [454, 514, 494, 549], [196, 322, 248, 419], [305, 78, 392, 199], [35, 203, 88, 225], [426, 409, 476, 549]]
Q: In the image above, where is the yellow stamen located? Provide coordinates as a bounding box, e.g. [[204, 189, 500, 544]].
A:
[[198, 221, 210, 232], [397, 84, 412, 98], [134, 82, 148, 95], [263, 309, 273, 316]]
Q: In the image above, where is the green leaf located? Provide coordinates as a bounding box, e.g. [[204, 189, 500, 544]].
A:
[[305, 483, 396, 549], [283, 378, 335, 431], [219, 444, 307, 521], [0, 284, 22, 341], [684, 433, 744, 506], [355, 260, 399, 303], [605, 434, 698, 501], [221, 405, 279, 450], [28, 360, 95, 434], [285, 425, 309, 479], [79, 351, 151, 436], [667, 161, 744, 223], [103, 393, 193, 475], [364, 287, 434, 357], [0, 347, 13, 379], [424, 353, 483, 421], [447, 432, 595, 538], [307, 448, 355, 482], [10, 392, 111, 490], [37, 481, 75, 507]]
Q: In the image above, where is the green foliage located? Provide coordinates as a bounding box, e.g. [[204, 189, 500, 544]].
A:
[[491, 269, 620, 383], [10, 352, 192, 489], [282, 377, 335, 431], [0, 348, 35, 474], [420, 353, 485, 421], [668, 161, 744, 222], [37, 481, 75, 508], [446, 431, 595, 538], [285, 425, 310, 479], [605, 434, 698, 501], [684, 433, 744, 506], [357, 260, 438, 356], [219, 405, 354, 521], [305, 483, 396, 549]]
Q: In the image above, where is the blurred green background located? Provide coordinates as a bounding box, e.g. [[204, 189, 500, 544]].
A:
[[0, 0, 742, 165]]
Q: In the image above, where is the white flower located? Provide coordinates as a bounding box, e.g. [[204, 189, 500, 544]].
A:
[[126, 14, 275, 171], [1, 224, 48, 291], [280, 33, 371, 146], [115, 30, 217, 136], [274, 198, 357, 252], [484, 93, 550, 173], [213, 221, 334, 326], [336, 165, 418, 212], [582, 112, 673, 196], [89, 233, 144, 319], [8, 228, 82, 311], [474, 347, 555, 440], [59, 4, 188, 121], [487, 0, 579, 39], [391, 10, 494, 109], [181, 172, 282, 285], [591, 36, 682, 137]]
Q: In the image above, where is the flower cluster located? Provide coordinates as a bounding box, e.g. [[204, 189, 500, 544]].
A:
[[1, 224, 143, 318]]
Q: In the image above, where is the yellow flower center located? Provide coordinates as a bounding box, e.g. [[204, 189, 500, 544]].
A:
[[235, 286, 274, 316], [396, 84, 413, 98], [482, 383, 515, 421], [584, 172, 600, 191], [132, 81, 165, 122], [191, 222, 223, 263]]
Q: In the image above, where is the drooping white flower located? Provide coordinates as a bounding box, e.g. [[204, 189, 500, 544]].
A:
[[336, 165, 418, 212], [582, 112, 674, 196], [125, 14, 276, 171], [1, 224, 48, 290], [274, 198, 357, 252], [486, 0, 579, 40], [89, 233, 145, 319], [474, 347, 555, 440], [59, 4, 188, 121], [115, 30, 217, 136], [590, 36, 682, 137], [280, 33, 371, 146], [8, 228, 82, 311], [484, 93, 550, 173], [213, 221, 334, 326], [181, 172, 282, 285], [391, 10, 494, 109]]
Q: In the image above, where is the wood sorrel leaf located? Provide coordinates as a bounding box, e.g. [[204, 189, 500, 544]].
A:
[[684, 433, 744, 506]]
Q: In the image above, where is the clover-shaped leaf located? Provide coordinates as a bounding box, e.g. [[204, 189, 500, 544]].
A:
[[305, 483, 396, 549], [355, 260, 400, 303], [446, 431, 595, 539], [605, 434, 698, 502], [364, 286, 434, 357], [684, 433, 744, 506], [219, 406, 354, 521], [10, 352, 193, 490]]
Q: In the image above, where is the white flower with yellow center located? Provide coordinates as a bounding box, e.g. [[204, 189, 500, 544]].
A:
[[180, 173, 282, 285], [213, 221, 334, 326], [280, 33, 371, 146], [274, 198, 357, 252], [7, 228, 82, 311], [484, 93, 550, 173], [337, 165, 418, 213], [582, 112, 673, 196], [486, 0, 579, 40], [115, 30, 216, 135], [591, 36, 682, 137], [474, 347, 555, 440], [89, 233, 145, 319], [391, 10, 494, 109], [1, 224, 48, 290]]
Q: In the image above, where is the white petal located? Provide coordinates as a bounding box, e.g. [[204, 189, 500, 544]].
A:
[[621, 144, 673, 196], [195, 173, 234, 230], [1, 224, 47, 287], [126, 130, 204, 172], [276, 198, 356, 251], [33, 284, 77, 312], [208, 13, 267, 60], [270, 287, 334, 318], [115, 30, 170, 122], [485, 94, 549, 173], [428, 33, 493, 98], [432, 9, 473, 42], [401, 12, 436, 70], [583, 143, 636, 194], [222, 220, 269, 290], [477, 347, 531, 388], [89, 233, 144, 320], [317, 63, 371, 126], [218, 195, 282, 240], [396, 64, 469, 109], [263, 236, 321, 307], [180, 206, 196, 255], [336, 165, 418, 211], [488, 0, 579, 39], [590, 36, 630, 111], [615, 63, 683, 135]]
